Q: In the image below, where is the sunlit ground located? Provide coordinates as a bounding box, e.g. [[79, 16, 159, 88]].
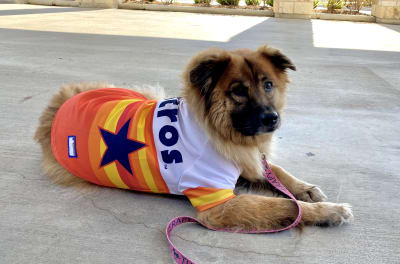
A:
[[1, 4, 400, 52], [0, 4, 268, 42], [311, 20, 400, 52]]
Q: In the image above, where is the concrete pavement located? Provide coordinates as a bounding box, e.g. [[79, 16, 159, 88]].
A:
[[1, 4, 399, 264]]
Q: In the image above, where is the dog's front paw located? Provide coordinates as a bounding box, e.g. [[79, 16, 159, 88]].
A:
[[318, 203, 354, 226], [295, 185, 327, 203]]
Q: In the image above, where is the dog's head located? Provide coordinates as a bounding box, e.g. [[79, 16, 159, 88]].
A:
[[182, 45, 296, 145]]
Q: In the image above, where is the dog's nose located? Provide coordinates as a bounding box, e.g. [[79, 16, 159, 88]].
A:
[[260, 111, 279, 127]]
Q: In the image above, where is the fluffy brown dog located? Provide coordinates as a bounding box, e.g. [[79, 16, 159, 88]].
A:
[[34, 45, 353, 231]]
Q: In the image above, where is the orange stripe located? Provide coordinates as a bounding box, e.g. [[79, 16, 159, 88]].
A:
[[143, 102, 169, 193], [115, 161, 138, 189], [129, 103, 151, 191], [135, 102, 159, 192], [183, 187, 221, 199], [116, 101, 139, 132], [88, 101, 119, 187], [184, 187, 235, 211], [196, 195, 235, 212]]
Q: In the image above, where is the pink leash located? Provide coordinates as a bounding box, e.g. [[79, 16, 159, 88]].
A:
[[166, 155, 302, 264]]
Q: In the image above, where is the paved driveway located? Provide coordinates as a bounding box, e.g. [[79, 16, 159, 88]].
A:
[[1, 4, 399, 264]]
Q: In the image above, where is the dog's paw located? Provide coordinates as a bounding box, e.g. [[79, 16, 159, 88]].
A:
[[318, 203, 354, 227], [295, 185, 327, 203]]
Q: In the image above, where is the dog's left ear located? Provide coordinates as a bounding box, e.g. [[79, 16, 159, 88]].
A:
[[258, 45, 296, 72]]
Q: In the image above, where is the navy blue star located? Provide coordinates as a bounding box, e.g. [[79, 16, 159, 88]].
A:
[[99, 119, 146, 174]]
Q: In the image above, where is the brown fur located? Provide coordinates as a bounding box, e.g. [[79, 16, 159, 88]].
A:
[[34, 45, 353, 231]]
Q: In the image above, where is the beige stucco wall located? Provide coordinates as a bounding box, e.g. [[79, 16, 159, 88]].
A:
[[80, 0, 119, 8], [273, 0, 313, 19], [79, 0, 119, 8], [372, 0, 400, 24]]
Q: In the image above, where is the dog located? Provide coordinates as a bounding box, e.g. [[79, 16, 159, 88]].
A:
[[34, 45, 353, 231]]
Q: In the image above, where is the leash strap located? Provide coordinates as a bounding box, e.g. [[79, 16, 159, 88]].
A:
[[166, 156, 302, 264]]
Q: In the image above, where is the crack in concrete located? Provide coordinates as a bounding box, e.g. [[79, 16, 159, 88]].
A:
[[336, 181, 343, 202], [88, 197, 300, 258], [19, 89, 50, 103], [87, 196, 304, 259], [174, 233, 299, 258], [17, 172, 47, 181], [87, 198, 165, 235], [20, 95, 33, 102]]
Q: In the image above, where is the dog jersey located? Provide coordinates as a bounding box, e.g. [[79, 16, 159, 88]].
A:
[[51, 88, 241, 211]]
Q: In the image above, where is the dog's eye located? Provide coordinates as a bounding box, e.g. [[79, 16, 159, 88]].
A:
[[232, 84, 248, 97], [264, 81, 273, 93]]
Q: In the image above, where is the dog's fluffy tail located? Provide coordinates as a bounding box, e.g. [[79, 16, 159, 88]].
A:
[[34, 82, 113, 185]]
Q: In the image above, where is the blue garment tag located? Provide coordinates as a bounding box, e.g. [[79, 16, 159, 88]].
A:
[[68, 136, 77, 158]]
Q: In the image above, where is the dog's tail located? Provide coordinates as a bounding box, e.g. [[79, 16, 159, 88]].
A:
[[34, 82, 112, 185]]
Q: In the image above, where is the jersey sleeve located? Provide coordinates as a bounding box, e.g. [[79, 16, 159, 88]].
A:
[[183, 187, 235, 212], [178, 141, 241, 212]]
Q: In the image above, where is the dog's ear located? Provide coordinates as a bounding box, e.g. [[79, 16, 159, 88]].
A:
[[258, 45, 296, 72], [187, 48, 231, 97]]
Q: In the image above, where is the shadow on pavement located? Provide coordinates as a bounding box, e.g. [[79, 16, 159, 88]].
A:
[[380, 23, 400, 33]]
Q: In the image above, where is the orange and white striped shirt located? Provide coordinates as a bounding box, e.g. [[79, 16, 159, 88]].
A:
[[51, 88, 240, 211]]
